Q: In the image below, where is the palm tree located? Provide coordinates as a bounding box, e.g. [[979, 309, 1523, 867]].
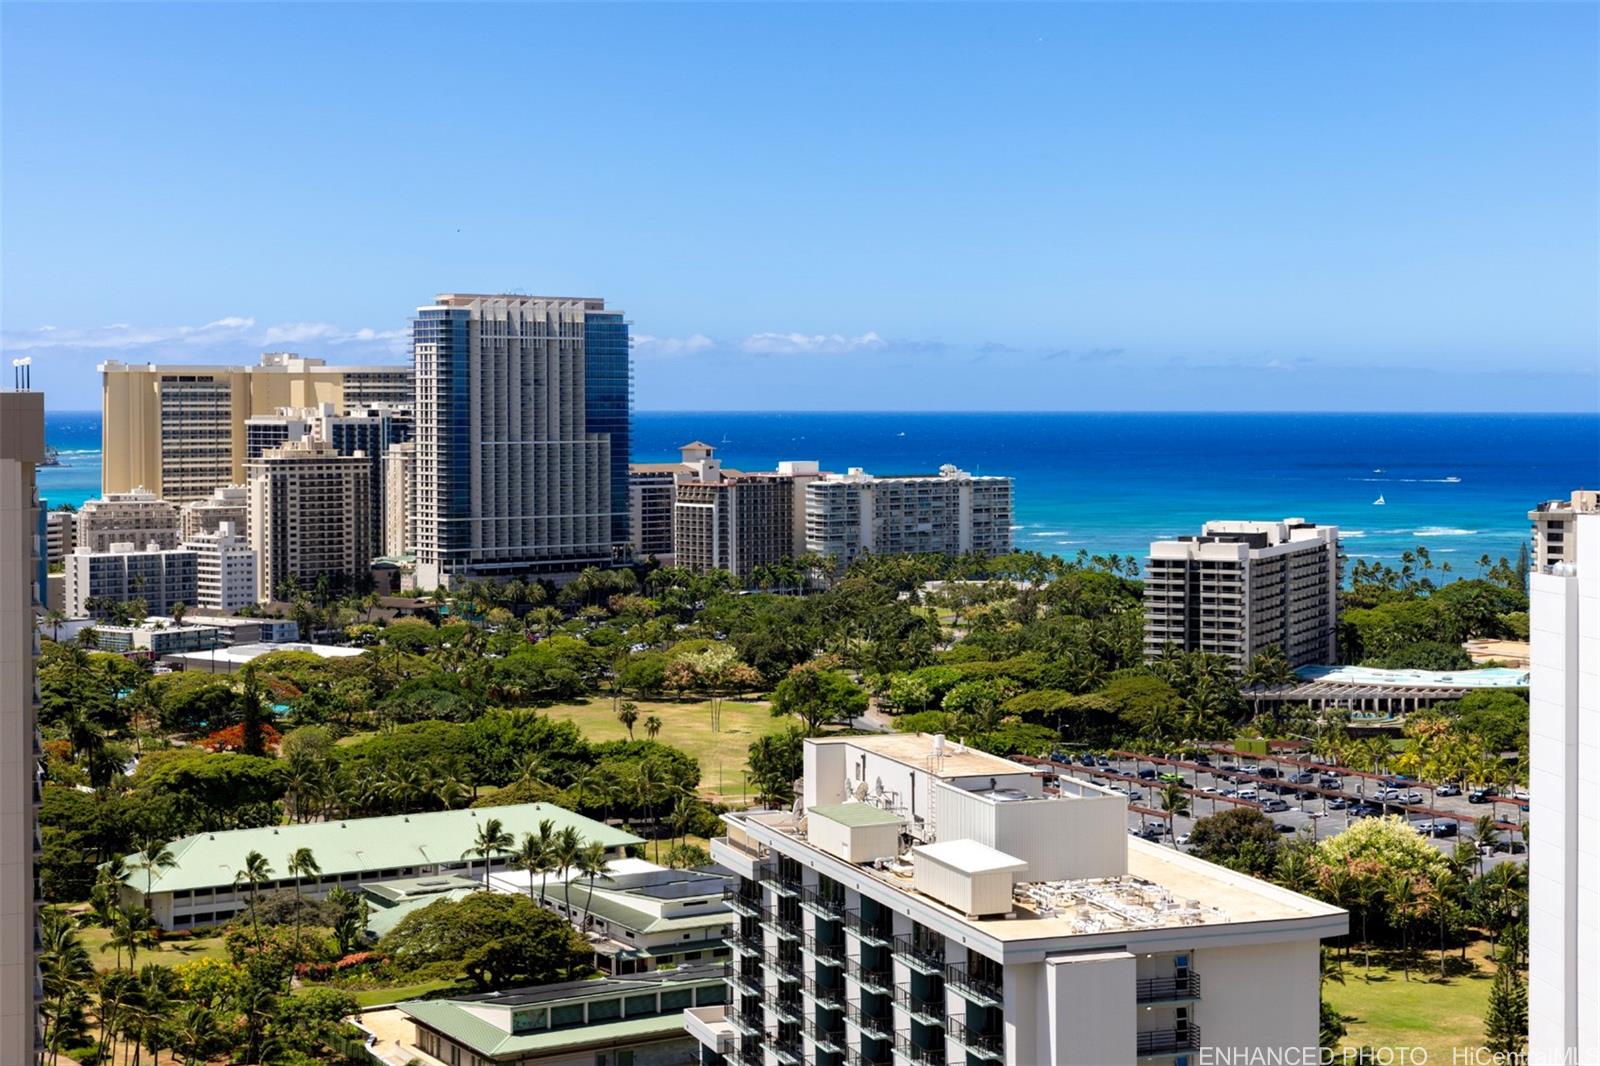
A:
[[42, 607, 66, 642], [234, 850, 274, 943], [103, 904, 157, 971], [464, 817, 514, 889], [1473, 814, 1501, 876], [1157, 783, 1190, 847], [286, 846, 320, 964], [132, 836, 177, 910], [173, 1001, 220, 1066], [39, 909, 94, 1065], [617, 701, 639, 740], [570, 766, 613, 818], [644, 714, 663, 740], [552, 826, 583, 924], [513, 830, 549, 903], [1423, 870, 1461, 980], [1386, 873, 1421, 981], [634, 759, 667, 861], [576, 842, 612, 922]]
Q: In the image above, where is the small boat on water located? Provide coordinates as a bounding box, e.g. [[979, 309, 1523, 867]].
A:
[[1442, 476, 1461, 483], [1373, 494, 1386, 506]]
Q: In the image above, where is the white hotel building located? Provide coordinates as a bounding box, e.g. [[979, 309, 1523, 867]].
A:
[[687, 734, 1345, 1066], [1529, 506, 1599, 1063]]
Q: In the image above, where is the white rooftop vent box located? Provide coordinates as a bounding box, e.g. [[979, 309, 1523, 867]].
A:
[[808, 803, 905, 864], [912, 838, 1028, 918]]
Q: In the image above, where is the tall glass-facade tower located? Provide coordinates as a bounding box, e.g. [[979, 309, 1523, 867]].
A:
[[412, 294, 632, 589]]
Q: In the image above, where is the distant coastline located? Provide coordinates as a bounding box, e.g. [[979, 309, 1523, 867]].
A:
[[42, 409, 1600, 570]]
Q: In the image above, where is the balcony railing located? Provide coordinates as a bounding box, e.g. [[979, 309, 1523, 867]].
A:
[[945, 1017, 1004, 1061], [760, 861, 803, 898], [893, 934, 946, 975], [805, 976, 846, 1005], [800, 885, 847, 921], [1136, 971, 1202, 1004], [849, 1049, 894, 1066], [774, 1037, 804, 1065], [766, 952, 803, 980], [728, 1006, 765, 1038], [846, 1003, 894, 1040], [943, 964, 1002, 1007], [805, 1019, 848, 1053], [848, 959, 895, 993], [772, 997, 804, 1025], [729, 968, 765, 998], [894, 1032, 947, 1066], [892, 985, 945, 1027], [765, 914, 803, 942], [804, 936, 846, 965], [729, 931, 765, 957], [844, 910, 894, 947], [725, 888, 766, 919], [1137, 1025, 1202, 1056]]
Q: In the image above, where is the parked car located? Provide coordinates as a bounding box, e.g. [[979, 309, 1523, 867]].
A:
[[1158, 772, 1185, 784], [1275, 823, 1297, 834], [1494, 840, 1527, 854], [1349, 803, 1383, 819], [1236, 787, 1259, 800], [1435, 783, 1462, 797], [1191, 755, 1212, 767], [1079, 754, 1097, 767], [1256, 767, 1280, 779], [1261, 798, 1290, 813], [1175, 833, 1191, 846], [1319, 776, 1344, 790], [1096, 756, 1111, 767], [1403, 790, 1425, 804], [1374, 787, 1403, 801], [1289, 771, 1316, 785], [1240, 765, 1261, 775], [1217, 763, 1241, 774], [1468, 789, 1496, 804], [1326, 797, 1350, 810], [1197, 786, 1219, 795], [1430, 822, 1458, 838], [1136, 768, 1158, 780]]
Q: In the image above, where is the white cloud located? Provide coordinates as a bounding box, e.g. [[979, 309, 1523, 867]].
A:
[[1, 315, 406, 361], [739, 330, 889, 355], [631, 333, 716, 357]]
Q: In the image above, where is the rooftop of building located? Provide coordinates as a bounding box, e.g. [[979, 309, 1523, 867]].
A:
[[165, 641, 364, 667], [99, 354, 410, 373], [1530, 489, 1598, 514], [1294, 664, 1529, 689], [119, 803, 642, 896], [806, 732, 1026, 779]]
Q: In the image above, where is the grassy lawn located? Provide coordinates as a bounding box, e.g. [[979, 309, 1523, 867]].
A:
[[1324, 940, 1502, 1060], [538, 697, 788, 804], [344, 978, 462, 1007], [74, 922, 229, 971]]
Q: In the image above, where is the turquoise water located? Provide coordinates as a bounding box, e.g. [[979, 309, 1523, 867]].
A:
[[44, 409, 1600, 569]]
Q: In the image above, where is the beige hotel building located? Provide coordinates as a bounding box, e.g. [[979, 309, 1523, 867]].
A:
[[100, 353, 410, 501]]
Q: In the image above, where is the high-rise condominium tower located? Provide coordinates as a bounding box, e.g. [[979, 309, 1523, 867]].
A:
[[1529, 505, 1598, 1061], [100, 353, 411, 501], [0, 389, 45, 1062], [246, 439, 374, 602], [412, 294, 631, 590], [1143, 519, 1339, 667]]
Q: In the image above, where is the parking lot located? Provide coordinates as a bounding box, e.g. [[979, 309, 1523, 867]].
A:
[[1027, 749, 1529, 875]]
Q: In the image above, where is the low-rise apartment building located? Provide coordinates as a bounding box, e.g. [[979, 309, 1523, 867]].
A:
[[118, 803, 640, 931], [688, 733, 1345, 1066], [74, 488, 182, 552], [1143, 519, 1339, 668], [86, 622, 222, 656], [46, 508, 76, 563], [64, 541, 199, 618], [380, 965, 728, 1066], [805, 466, 1013, 567]]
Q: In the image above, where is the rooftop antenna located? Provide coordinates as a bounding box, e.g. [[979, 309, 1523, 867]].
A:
[[11, 356, 31, 391]]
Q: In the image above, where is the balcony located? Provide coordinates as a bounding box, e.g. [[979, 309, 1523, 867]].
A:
[[729, 969, 765, 998], [729, 931, 765, 957], [848, 959, 894, 994], [847, 1002, 894, 1040], [725, 888, 766, 919], [765, 915, 803, 943], [774, 1037, 804, 1066], [894, 1032, 947, 1066], [683, 1006, 736, 1057], [766, 952, 803, 980], [805, 976, 846, 1006], [805, 1019, 848, 1054], [943, 964, 1003, 1008], [729, 1006, 766, 1039], [893, 985, 945, 1027], [1137, 1025, 1202, 1057], [848, 1050, 894, 1066], [893, 935, 946, 975], [800, 886, 847, 921], [1136, 971, 1202, 1004], [844, 910, 893, 947], [772, 997, 805, 1025], [804, 936, 846, 965], [945, 1017, 1004, 1062], [761, 862, 803, 899]]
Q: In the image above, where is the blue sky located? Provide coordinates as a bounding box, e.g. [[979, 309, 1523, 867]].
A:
[[3, 2, 1595, 412]]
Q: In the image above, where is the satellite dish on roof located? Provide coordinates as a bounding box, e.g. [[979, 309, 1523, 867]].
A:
[[854, 780, 869, 801]]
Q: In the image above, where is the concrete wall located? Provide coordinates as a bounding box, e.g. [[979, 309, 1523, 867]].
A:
[[932, 782, 1127, 882], [1041, 951, 1136, 1066], [1194, 938, 1321, 1059]]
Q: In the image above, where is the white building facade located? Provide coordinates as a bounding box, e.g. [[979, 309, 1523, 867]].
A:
[[1529, 509, 1599, 1062], [186, 520, 258, 613], [74, 487, 182, 553], [179, 483, 251, 542], [804, 466, 1014, 567], [688, 734, 1345, 1066], [383, 441, 416, 558], [64, 542, 199, 618]]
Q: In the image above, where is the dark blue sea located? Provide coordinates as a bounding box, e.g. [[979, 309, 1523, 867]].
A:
[[42, 411, 1600, 569]]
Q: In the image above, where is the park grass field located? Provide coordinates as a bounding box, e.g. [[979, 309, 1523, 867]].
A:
[[538, 697, 787, 804], [74, 921, 230, 971], [1323, 940, 1501, 1061]]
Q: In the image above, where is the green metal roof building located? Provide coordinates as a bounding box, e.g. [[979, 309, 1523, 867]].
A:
[[118, 802, 641, 932], [376, 964, 727, 1066]]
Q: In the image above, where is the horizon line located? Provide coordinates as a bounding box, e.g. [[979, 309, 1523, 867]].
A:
[[34, 405, 1600, 417]]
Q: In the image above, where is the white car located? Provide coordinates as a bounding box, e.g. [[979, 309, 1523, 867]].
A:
[[1237, 787, 1259, 800], [1197, 786, 1219, 795], [1175, 833, 1191, 846]]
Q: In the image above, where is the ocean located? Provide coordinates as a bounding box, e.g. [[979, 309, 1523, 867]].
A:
[[41, 410, 1600, 570]]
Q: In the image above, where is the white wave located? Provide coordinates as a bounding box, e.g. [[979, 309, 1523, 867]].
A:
[[1009, 525, 1024, 531], [1411, 527, 1478, 537], [1032, 530, 1071, 536], [1341, 530, 1367, 538]]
